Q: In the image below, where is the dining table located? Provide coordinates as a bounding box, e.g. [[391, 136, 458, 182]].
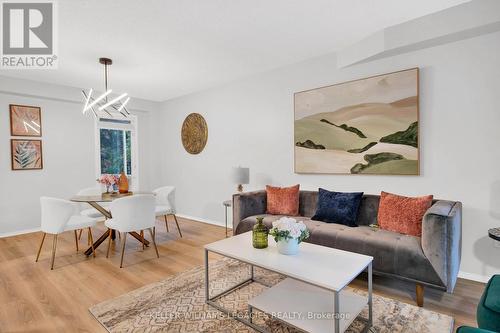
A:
[[71, 192, 151, 256]]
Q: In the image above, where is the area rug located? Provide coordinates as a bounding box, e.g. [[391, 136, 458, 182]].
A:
[[90, 258, 453, 332]]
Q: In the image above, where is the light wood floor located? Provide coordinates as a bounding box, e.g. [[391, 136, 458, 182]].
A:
[[0, 217, 483, 332]]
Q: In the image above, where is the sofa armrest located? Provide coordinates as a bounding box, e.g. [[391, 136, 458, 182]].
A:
[[422, 200, 462, 292], [457, 327, 498, 333], [232, 190, 266, 235]]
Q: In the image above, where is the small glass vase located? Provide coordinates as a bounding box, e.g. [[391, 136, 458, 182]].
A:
[[252, 217, 268, 249], [277, 238, 300, 255]]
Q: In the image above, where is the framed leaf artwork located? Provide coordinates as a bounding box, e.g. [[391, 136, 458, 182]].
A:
[[10, 104, 42, 137], [11, 139, 43, 170]]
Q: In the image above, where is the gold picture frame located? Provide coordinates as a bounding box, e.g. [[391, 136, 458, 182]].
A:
[[10, 104, 42, 137], [11, 139, 43, 170], [294, 68, 419, 175]]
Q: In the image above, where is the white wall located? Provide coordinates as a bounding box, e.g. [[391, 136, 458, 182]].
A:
[[0, 77, 160, 235], [157, 31, 500, 281]]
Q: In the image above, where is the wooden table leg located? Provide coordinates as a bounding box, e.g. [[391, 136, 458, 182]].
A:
[[84, 230, 109, 256], [129, 232, 149, 246], [88, 202, 112, 219], [83, 201, 149, 256], [84, 230, 150, 255]]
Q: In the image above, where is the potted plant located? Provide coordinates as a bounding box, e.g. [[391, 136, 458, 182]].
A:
[[97, 174, 119, 194], [269, 217, 310, 255]]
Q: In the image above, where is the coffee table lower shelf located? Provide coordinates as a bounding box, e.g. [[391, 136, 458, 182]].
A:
[[248, 278, 367, 333]]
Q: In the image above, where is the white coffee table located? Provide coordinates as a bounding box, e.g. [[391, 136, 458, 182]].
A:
[[204, 232, 373, 333]]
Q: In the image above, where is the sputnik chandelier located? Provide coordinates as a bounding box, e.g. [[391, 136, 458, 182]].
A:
[[82, 57, 130, 118]]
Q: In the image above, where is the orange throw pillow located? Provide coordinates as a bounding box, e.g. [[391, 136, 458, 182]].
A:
[[266, 185, 300, 216], [377, 191, 433, 237]]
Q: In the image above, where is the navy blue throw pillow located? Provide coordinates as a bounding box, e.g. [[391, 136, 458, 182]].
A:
[[312, 188, 364, 227]]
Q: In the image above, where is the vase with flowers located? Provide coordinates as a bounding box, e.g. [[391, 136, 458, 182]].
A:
[[97, 174, 120, 194], [269, 217, 310, 255]]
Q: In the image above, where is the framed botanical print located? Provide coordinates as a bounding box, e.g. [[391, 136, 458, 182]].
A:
[[10, 104, 42, 137], [11, 139, 43, 170]]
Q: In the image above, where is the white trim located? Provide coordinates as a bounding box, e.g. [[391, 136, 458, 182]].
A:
[[1, 221, 488, 284], [458, 270, 490, 283], [0, 227, 41, 238], [94, 115, 140, 190], [176, 213, 226, 228]]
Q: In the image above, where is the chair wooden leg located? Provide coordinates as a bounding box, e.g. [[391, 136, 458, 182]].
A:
[[50, 234, 58, 270], [74, 230, 79, 252], [416, 283, 424, 307], [106, 229, 112, 258], [173, 215, 182, 238], [164, 215, 169, 232], [88, 227, 96, 258], [120, 232, 127, 268], [148, 228, 159, 258], [35, 233, 46, 262], [140, 230, 145, 250], [78, 229, 83, 240]]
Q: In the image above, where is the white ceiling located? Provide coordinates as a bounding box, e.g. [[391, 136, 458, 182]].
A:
[[0, 0, 469, 101]]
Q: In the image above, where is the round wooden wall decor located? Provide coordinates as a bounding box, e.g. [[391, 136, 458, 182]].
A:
[[181, 113, 208, 154]]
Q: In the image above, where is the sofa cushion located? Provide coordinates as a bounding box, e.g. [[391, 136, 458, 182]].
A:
[[456, 327, 498, 333], [299, 191, 319, 218], [378, 191, 433, 237], [309, 222, 443, 286], [478, 275, 500, 331], [236, 214, 321, 236], [235, 215, 443, 287], [312, 188, 363, 227], [484, 275, 500, 313], [266, 185, 300, 215]]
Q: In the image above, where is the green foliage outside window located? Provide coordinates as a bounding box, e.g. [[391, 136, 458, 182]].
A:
[[100, 128, 132, 175]]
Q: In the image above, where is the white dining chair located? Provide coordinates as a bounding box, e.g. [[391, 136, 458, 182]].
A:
[[37, 197, 97, 270], [105, 195, 159, 268], [76, 187, 110, 241], [153, 186, 182, 237]]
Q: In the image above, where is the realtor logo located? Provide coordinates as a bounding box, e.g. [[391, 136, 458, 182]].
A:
[[1, 0, 57, 68]]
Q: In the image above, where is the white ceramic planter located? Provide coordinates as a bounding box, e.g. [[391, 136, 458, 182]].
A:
[[277, 238, 300, 255]]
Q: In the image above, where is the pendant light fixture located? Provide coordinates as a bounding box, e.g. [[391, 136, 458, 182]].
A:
[[82, 58, 130, 118]]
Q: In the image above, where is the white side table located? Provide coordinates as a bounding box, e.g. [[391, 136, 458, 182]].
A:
[[223, 200, 232, 237]]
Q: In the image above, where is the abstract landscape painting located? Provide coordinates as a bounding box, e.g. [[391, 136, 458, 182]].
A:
[[294, 68, 419, 175], [11, 140, 43, 170]]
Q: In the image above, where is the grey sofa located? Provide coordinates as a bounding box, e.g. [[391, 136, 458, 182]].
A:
[[233, 190, 462, 307]]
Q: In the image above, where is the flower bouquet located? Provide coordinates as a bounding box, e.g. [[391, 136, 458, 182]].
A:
[[269, 217, 310, 255], [97, 174, 119, 194]]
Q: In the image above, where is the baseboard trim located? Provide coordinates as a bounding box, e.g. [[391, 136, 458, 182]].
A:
[[0, 227, 41, 238], [176, 214, 227, 228], [5, 220, 486, 284], [0, 215, 228, 238], [458, 271, 490, 283]]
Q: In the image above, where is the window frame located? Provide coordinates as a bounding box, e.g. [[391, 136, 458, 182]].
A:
[[94, 115, 139, 190]]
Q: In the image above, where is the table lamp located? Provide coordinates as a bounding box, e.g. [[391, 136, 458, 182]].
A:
[[231, 167, 249, 192]]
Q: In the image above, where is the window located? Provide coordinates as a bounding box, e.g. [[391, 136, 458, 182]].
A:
[[95, 116, 138, 189], [100, 128, 131, 175]]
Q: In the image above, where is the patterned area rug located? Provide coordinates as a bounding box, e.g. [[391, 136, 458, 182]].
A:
[[90, 259, 453, 332]]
